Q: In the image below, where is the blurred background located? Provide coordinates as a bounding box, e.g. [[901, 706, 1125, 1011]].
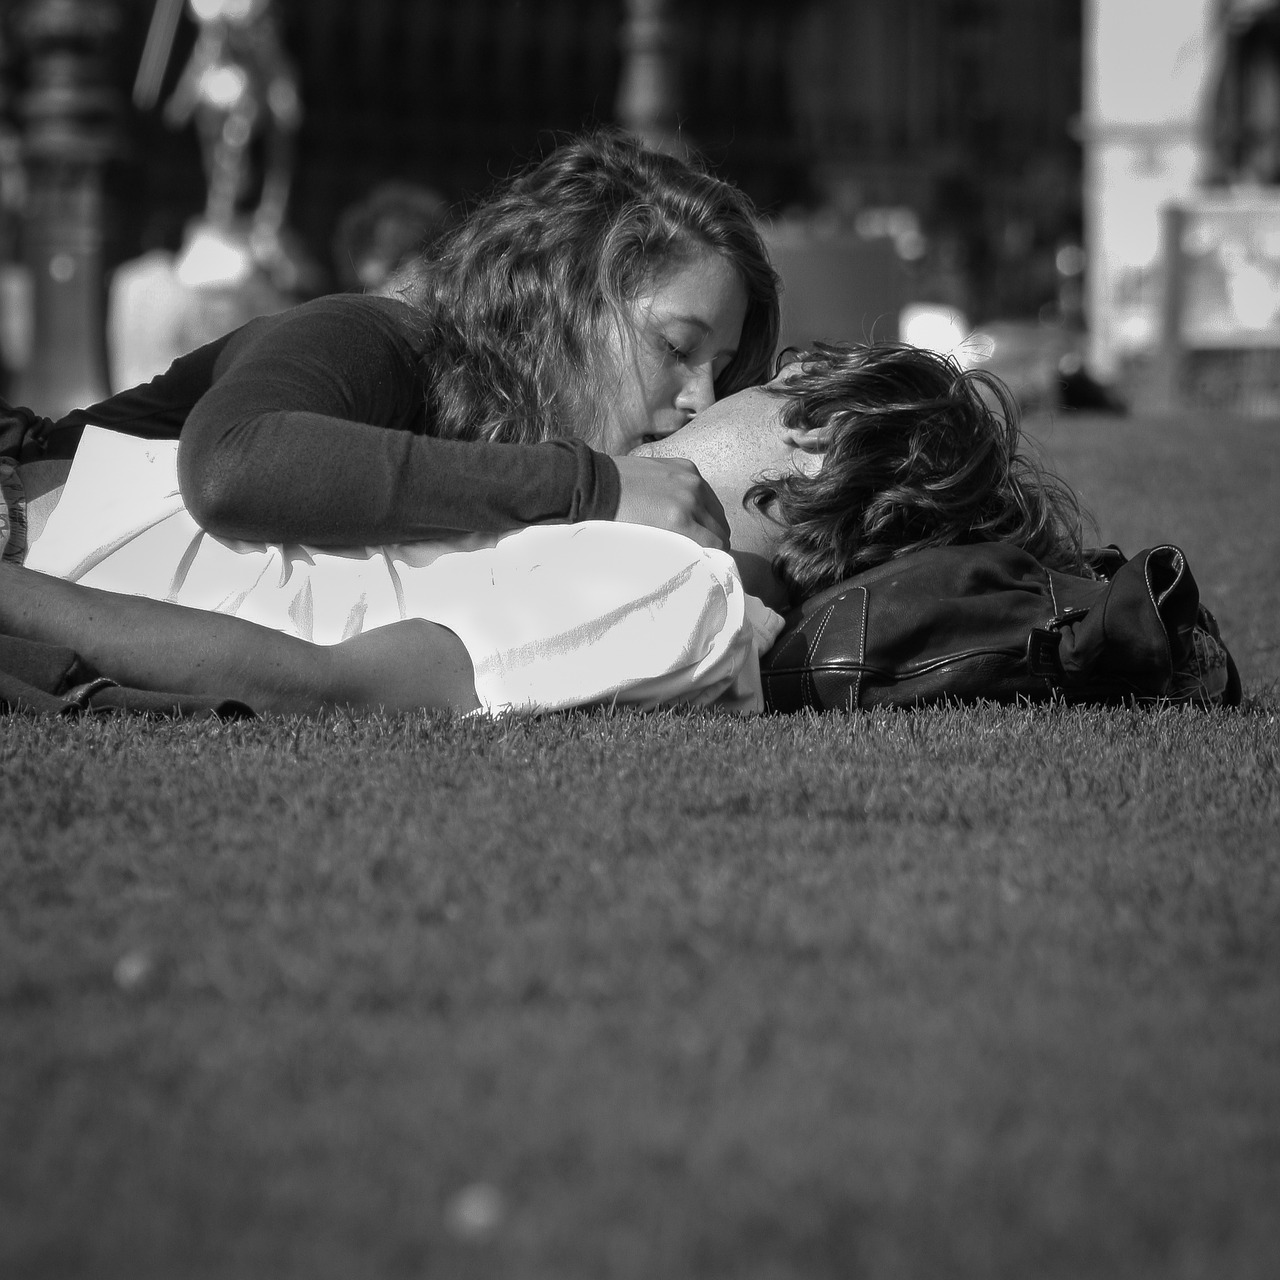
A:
[[0, 0, 1276, 419]]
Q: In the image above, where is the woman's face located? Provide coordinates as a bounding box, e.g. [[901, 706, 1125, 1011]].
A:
[[598, 251, 749, 455]]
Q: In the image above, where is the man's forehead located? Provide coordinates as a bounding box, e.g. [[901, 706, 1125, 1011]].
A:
[[698, 387, 785, 452], [694, 384, 777, 429], [628, 385, 783, 464]]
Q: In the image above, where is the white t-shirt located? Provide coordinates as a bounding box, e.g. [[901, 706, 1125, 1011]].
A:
[[26, 427, 784, 715]]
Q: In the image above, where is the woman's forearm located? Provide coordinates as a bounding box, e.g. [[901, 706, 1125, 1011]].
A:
[[166, 294, 619, 544], [179, 409, 617, 545], [0, 563, 479, 714]]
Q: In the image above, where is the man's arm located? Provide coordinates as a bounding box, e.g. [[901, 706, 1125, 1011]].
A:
[[0, 562, 479, 715]]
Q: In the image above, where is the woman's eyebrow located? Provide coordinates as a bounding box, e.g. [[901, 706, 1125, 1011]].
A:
[[691, 318, 740, 350], [663, 314, 738, 362], [665, 314, 712, 334]]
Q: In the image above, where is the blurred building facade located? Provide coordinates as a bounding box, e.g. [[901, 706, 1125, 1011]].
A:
[[1085, 0, 1280, 411], [1084, 0, 1216, 394]]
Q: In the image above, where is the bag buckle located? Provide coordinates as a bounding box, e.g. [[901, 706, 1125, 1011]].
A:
[[1026, 628, 1064, 678]]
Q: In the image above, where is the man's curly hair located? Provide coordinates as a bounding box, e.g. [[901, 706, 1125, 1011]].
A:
[[744, 343, 1090, 599]]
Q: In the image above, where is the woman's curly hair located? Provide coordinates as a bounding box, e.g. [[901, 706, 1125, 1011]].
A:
[[393, 129, 780, 447], [745, 343, 1091, 599]]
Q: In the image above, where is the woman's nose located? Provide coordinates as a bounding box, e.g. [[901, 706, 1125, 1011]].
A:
[[676, 365, 716, 415]]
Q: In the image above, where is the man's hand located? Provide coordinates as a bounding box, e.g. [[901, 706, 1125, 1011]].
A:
[[611, 454, 730, 550]]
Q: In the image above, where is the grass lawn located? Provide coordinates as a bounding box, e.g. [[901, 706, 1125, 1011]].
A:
[[2, 410, 1279, 1279]]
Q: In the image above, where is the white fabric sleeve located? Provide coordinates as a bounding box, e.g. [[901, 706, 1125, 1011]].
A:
[[397, 522, 783, 713], [27, 427, 784, 714]]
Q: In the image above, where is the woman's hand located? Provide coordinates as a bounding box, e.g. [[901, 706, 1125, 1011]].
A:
[[611, 454, 730, 550]]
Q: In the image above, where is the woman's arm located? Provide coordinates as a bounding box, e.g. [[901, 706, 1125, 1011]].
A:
[[55, 295, 617, 546], [0, 562, 480, 715], [175, 295, 621, 544], [61, 295, 727, 549]]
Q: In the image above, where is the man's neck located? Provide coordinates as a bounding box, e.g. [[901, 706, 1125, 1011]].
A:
[[730, 547, 790, 613]]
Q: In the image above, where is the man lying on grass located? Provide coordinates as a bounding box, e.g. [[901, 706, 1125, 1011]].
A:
[[2, 344, 1119, 716]]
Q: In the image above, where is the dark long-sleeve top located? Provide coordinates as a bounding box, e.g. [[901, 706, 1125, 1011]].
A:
[[49, 294, 621, 545]]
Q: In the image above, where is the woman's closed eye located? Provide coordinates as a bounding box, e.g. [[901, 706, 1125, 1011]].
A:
[[664, 337, 736, 381], [660, 326, 705, 361]]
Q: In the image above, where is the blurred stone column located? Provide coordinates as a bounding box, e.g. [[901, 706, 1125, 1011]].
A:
[[14, 0, 120, 417], [1082, 0, 1215, 390], [616, 0, 684, 154]]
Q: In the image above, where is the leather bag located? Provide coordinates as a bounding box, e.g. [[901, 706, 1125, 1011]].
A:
[[759, 542, 1241, 711]]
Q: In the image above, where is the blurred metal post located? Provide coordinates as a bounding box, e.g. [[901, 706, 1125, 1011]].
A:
[[14, 0, 120, 417], [0, 20, 29, 388], [1156, 202, 1189, 413], [616, 0, 684, 154]]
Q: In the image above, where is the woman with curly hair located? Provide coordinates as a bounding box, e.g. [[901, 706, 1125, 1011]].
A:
[[2, 129, 779, 553]]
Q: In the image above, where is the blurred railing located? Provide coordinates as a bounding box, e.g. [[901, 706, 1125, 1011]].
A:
[[0, 0, 1086, 411]]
